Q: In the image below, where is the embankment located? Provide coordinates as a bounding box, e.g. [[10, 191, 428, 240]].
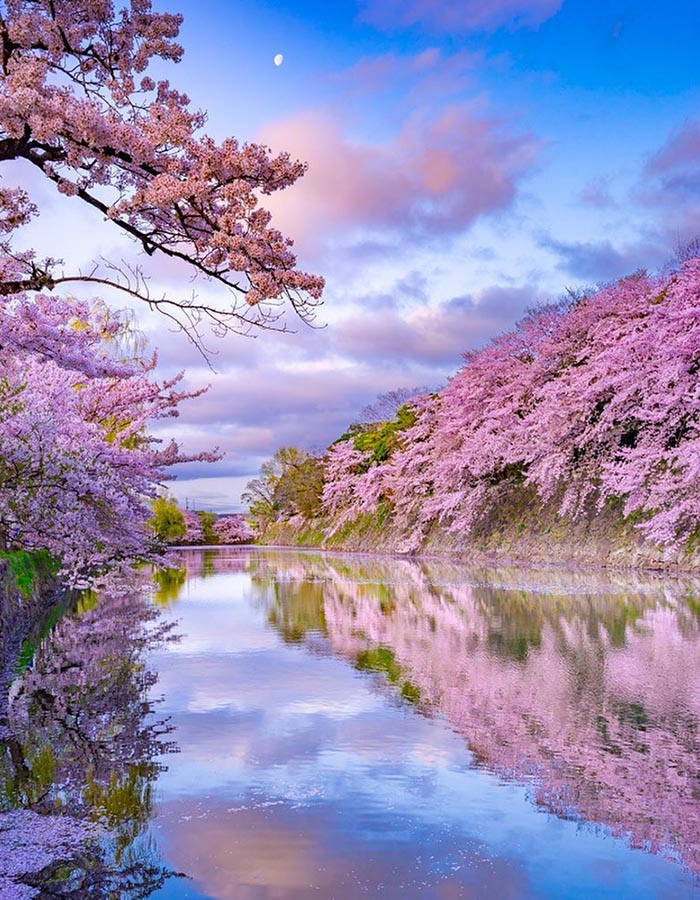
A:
[[261, 487, 700, 573], [0, 553, 66, 732]]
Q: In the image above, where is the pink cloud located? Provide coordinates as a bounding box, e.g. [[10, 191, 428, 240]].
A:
[[339, 47, 481, 100], [645, 120, 700, 176], [335, 285, 540, 365], [578, 177, 615, 209], [258, 105, 536, 250], [357, 0, 563, 33]]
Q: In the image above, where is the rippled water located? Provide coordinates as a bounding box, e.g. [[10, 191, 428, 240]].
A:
[[143, 547, 700, 899]]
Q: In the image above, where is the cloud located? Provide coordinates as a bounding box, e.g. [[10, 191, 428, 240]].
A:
[[258, 105, 536, 252], [637, 120, 700, 208], [157, 364, 439, 484], [338, 47, 482, 101], [334, 284, 540, 365], [539, 235, 666, 283], [618, 120, 700, 262], [356, 0, 563, 34], [154, 277, 544, 509], [645, 120, 700, 180], [578, 178, 615, 209]]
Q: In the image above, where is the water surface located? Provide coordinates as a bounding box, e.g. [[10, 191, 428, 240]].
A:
[[145, 547, 700, 899]]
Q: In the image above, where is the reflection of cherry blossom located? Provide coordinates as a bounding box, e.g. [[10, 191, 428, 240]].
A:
[[0, 571, 178, 897], [228, 549, 700, 873]]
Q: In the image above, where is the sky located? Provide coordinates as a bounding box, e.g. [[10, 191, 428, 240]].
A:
[[13, 0, 700, 510]]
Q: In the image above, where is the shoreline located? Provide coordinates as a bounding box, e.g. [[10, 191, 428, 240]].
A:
[[257, 514, 700, 576]]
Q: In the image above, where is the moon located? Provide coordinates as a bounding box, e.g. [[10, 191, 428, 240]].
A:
[[273, 53, 284, 67]]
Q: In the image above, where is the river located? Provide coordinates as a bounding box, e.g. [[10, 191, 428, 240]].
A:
[[145, 547, 700, 899], [2, 545, 700, 898]]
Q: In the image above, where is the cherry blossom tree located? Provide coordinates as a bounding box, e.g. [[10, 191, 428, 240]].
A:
[[182, 508, 203, 544], [316, 258, 700, 554], [0, 0, 324, 348], [213, 514, 252, 544], [0, 298, 217, 583], [0, 0, 326, 580]]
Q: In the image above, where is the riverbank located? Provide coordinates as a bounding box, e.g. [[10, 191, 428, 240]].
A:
[[260, 488, 700, 573], [0, 554, 67, 734]]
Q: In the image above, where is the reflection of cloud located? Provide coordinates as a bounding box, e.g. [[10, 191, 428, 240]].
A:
[[148, 549, 700, 897], [162, 804, 332, 897], [357, 0, 563, 33], [158, 800, 532, 899]]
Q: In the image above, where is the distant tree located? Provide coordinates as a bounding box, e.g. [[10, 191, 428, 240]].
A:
[[149, 495, 186, 544], [213, 516, 252, 544], [274, 451, 324, 519], [243, 447, 324, 528], [242, 463, 280, 529], [361, 387, 429, 423], [182, 509, 204, 544], [197, 510, 217, 544]]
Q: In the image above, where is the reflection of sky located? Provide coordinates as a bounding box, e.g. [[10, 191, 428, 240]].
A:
[[148, 551, 700, 899]]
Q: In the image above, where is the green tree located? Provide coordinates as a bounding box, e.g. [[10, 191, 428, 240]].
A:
[[149, 496, 186, 544], [197, 510, 217, 544], [336, 403, 417, 466], [243, 447, 324, 528]]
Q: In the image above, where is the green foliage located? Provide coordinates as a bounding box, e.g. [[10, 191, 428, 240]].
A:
[[1, 548, 57, 598], [149, 495, 186, 543], [266, 579, 327, 643], [377, 582, 395, 614], [197, 510, 217, 544], [2, 742, 57, 807], [375, 501, 392, 527], [153, 566, 186, 605], [400, 680, 421, 704], [243, 446, 324, 529], [85, 762, 156, 860], [356, 646, 421, 706], [356, 646, 403, 683], [298, 527, 325, 546], [16, 599, 69, 675], [339, 403, 417, 466]]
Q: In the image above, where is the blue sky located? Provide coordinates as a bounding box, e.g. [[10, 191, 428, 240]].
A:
[[15, 0, 700, 510], [153, 0, 700, 511]]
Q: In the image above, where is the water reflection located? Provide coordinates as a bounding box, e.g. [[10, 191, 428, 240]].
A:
[[154, 547, 700, 899], [255, 552, 700, 868], [0, 573, 178, 898]]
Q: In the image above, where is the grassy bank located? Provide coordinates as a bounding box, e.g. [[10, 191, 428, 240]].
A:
[[0, 552, 65, 731]]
